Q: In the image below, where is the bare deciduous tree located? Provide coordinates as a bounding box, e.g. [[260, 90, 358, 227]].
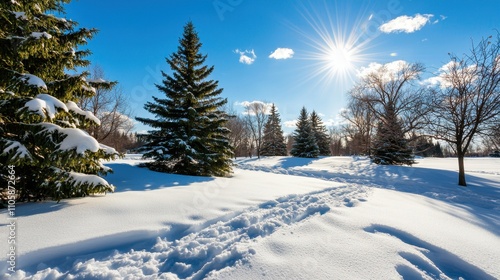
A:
[[224, 103, 251, 158], [243, 101, 270, 158], [350, 61, 430, 136], [428, 33, 500, 186], [329, 126, 345, 156], [483, 122, 500, 151], [79, 65, 135, 152], [341, 97, 375, 155]]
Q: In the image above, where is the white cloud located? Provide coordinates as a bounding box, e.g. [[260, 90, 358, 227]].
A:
[[390, 52, 398, 57], [434, 15, 447, 24], [235, 49, 256, 65], [357, 60, 417, 83], [379, 14, 433, 33], [284, 120, 297, 128], [235, 100, 274, 115], [269, 48, 294, 60], [421, 61, 465, 88], [358, 60, 406, 78]]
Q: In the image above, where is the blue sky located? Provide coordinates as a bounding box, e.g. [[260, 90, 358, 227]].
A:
[[65, 0, 500, 134]]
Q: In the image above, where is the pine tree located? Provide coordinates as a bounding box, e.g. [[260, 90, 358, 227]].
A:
[[370, 104, 414, 165], [433, 142, 444, 157], [310, 111, 331, 156], [291, 107, 319, 158], [0, 0, 118, 202], [261, 104, 287, 156], [136, 22, 233, 177]]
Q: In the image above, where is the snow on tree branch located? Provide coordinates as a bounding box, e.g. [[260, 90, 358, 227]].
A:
[[66, 101, 101, 125], [40, 123, 102, 154], [21, 73, 47, 90], [31, 32, 52, 40], [99, 143, 119, 155], [2, 140, 32, 160], [23, 94, 68, 119], [67, 171, 115, 192]]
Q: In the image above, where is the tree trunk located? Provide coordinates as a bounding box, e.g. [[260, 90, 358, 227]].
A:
[[457, 152, 467, 186]]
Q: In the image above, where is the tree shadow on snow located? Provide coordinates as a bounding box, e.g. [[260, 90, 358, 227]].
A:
[[371, 165, 500, 233], [365, 224, 497, 280], [277, 156, 321, 169], [0, 200, 73, 220], [236, 156, 500, 237], [104, 163, 215, 192], [0, 164, 215, 219], [328, 162, 500, 236]]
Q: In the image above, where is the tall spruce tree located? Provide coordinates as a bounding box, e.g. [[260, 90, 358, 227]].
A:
[[136, 22, 233, 176], [261, 104, 287, 156], [0, 0, 118, 202], [370, 105, 414, 165], [310, 110, 331, 156], [291, 107, 319, 158]]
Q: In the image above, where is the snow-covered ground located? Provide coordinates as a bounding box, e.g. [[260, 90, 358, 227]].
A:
[[1, 156, 499, 279]]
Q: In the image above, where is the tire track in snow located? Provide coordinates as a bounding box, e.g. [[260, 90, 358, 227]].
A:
[[16, 185, 369, 280]]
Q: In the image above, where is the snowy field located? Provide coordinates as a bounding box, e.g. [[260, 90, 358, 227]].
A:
[[1, 156, 499, 279]]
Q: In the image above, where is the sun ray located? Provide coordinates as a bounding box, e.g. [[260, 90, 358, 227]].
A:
[[291, 1, 377, 90]]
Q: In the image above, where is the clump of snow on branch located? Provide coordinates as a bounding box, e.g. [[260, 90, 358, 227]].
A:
[[41, 123, 101, 154], [2, 140, 31, 159], [12, 11, 26, 19], [66, 101, 101, 125], [99, 143, 118, 155], [23, 94, 67, 119], [31, 32, 52, 40], [87, 78, 108, 84], [21, 73, 47, 89], [67, 171, 115, 192]]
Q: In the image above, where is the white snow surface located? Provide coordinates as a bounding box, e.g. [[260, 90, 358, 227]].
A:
[[1, 156, 499, 279]]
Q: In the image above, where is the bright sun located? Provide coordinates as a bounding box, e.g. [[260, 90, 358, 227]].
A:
[[293, 2, 374, 87], [327, 45, 354, 73]]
